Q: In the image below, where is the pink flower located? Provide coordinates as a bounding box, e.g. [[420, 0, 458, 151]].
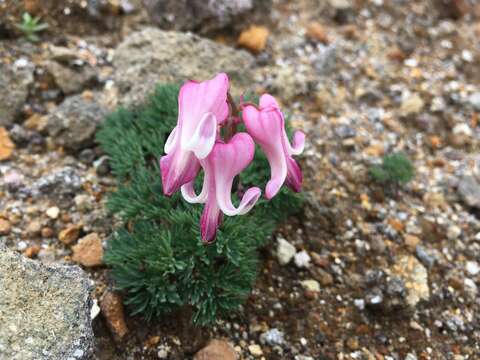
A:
[[242, 94, 305, 199], [160, 73, 230, 195], [181, 133, 261, 242]]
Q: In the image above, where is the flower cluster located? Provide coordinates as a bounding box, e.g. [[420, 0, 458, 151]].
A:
[[160, 73, 305, 242]]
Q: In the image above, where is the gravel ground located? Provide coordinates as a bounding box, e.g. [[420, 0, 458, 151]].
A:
[[1, 0, 480, 359]]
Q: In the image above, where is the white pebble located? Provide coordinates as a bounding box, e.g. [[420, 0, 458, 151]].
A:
[[294, 250, 311, 268], [276, 238, 296, 265], [466, 261, 480, 276]]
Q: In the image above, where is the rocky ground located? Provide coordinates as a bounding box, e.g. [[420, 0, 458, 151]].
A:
[[1, 0, 480, 359]]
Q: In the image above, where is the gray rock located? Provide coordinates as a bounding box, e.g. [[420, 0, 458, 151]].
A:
[[27, 166, 83, 208], [415, 245, 435, 268], [0, 245, 93, 359], [468, 92, 480, 111], [458, 175, 480, 208], [0, 62, 34, 126], [260, 328, 285, 346], [143, 0, 256, 33], [113, 28, 255, 107], [44, 61, 97, 95], [47, 94, 107, 151]]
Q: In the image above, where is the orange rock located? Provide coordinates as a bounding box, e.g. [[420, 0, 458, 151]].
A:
[[430, 136, 442, 148], [238, 25, 269, 54], [364, 143, 385, 157], [72, 233, 103, 267], [0, 127, 15, 161], [100, 291, 128, 339], [388, 218, 405, 232], [404, 234, 421, 252], [0, 218, 11, 235], [24, 245, 41, 258], [58, 225, 81, 245], [24, 0, 41, 14], [194, 340, 236, 360], [306, 22, 329, 44]]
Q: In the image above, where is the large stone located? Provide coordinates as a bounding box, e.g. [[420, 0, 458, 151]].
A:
[[0, 62, 34, 126], [0, 245, 93, 359], [143, 0, 255, 33], [113, 28, 255, 107], [47, 94, 107, 151]]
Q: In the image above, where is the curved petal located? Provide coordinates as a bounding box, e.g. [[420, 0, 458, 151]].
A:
[[181, 176, 209, 204], [179, 73, 229, 149], [160, 146, 200, 196], [243, 105, 288, 199], [182, 112, 217, 159], [283, 129, 305, 155], [210, 133, 261, 216], [259, 93, 280, 109], [164, 126, 178, 154]]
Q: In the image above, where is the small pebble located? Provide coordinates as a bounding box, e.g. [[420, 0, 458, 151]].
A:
[[465, 261, 480, 276], [301, 279, 320, 292], [0, 218, 11, 235], [294, 250, 311, 268], [248, 344, 263, 357], [276, 237, 296, 265], [46, 206, 60, 219]]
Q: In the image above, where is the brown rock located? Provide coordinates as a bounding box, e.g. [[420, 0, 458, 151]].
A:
[[100, 291, 128, 340], [306, 22, 329, 44], [24, 245, 40, 258], [72, 233, 103, 267], [41, 227, 54, 238], [0, 218, 11, 235], [58, 225, 81, 245], [404, 235, 421, 252], [24, 113, 48, 132], [26, 220, 42, 237], [311, 252, 330, 268], [312, 267, 334, 286], [194, 339, 236, 360], [0, 127, 15, 161], [238, 25, 269, 54], [24, 0, 41, 14], [346, 337, 359, 350]]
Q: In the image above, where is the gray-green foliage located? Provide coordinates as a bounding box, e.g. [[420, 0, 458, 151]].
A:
[[15, 13, 48, 42], [96, 84, 303, 325], [369, 152, 415, 186]]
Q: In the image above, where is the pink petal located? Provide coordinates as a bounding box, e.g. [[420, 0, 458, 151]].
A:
[[159, 145, 200, 196], [259, 93, 280, 109], [179, 73, 229, 150], [164, 126, 178, 154], [284, 130, 305, 155], [209, 133, 261, 215], [182, 112, 217, 159], [181, 175, 209, 204], [285, 155, 303, 192], [200, 198, 223, 243], [199, 165, 222, 243], [243, 104, 287, 199]]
